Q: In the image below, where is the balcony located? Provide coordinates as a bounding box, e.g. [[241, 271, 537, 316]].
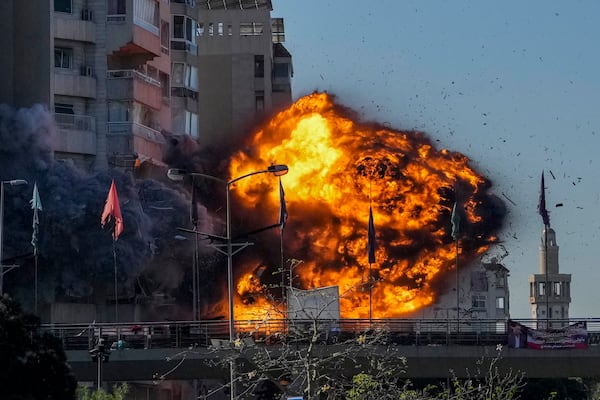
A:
[[106, 0, 161, 61], [54, 72, 96, 99], [107, 122, 165, 162], [54, 12, 96, 43], [53, 113, 97, 155], [106, 69, 162, 110]]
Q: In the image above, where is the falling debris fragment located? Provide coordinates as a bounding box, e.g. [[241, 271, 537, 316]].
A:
[[549, 170, 556, 179], [555, 203, 563, 207], [502, 193, 517, 206]]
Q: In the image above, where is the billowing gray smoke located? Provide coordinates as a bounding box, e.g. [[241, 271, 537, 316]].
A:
[[0, 104, 218, 318]]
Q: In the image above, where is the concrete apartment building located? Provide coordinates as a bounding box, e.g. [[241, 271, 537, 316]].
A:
[[0, 0, 293, 173]]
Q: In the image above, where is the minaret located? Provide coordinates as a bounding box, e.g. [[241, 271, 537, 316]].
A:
[[528, 226, 571, 328], [529, 171, 571, 329]]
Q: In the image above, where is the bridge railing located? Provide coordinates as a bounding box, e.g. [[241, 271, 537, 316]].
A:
[[40, 318, 600, 351]]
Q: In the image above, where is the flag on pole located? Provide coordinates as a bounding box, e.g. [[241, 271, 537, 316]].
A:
[[30, 182, 43, 256], [538, 171, 550, 226], [368, 205, 377, 263], [101, 180, 124, 240], [278, 180, 288, 230], [451, 202, 460, 241]]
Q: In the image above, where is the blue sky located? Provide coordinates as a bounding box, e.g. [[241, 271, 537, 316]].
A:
[[272, 0, 600, 318]]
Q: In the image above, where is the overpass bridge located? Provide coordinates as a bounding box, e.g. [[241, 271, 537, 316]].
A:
[[42, 318, 600, 383]]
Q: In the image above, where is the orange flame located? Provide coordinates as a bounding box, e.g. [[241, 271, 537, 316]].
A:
[[225, 92, 503, 320]]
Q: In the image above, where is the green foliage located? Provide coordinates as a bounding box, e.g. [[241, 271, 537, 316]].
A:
[[0, 294, 77, 400], [344, 349, 526, 400], [77, 383, 129, 400], [520, 378, 590, 400]]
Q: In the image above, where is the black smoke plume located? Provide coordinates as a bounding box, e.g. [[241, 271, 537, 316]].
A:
[[0, 104, 217, 319]]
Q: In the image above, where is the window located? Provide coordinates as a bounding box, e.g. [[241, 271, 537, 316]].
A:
[[108, 101, 131, 122], [538, 282, 546, 296], [185, 111, 198, 138], [227, 24, 232, 36], [171, 63, 197, 90], [208, 23, 214, 36], [161, 20, 170, 52], [554, 282, 562, 296], [470, 271, 488, 291], [173, 15, 196, 42], [173, 16, 184, 39], [197, 23, 204, 36], [273, 63, 289, 78], [495, 297, 505, 309], [54, 48, 72, 69], [55, 103, 74, 114], [134, 0, 159, 30], [254, 55, 264, 78], [472, 295, 486, 309], [271, 18, 285, 43], [495, 273, 505, 288], [218, 22, 223, 36], [240, 22, 263, 36], [54, 0, 72, 13], [160, 72, 170, 100], [108, 0, 126, 14], [255, 91, 264, 111]]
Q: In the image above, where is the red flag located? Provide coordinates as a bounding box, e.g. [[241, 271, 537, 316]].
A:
[[101, 180, 123, 240]]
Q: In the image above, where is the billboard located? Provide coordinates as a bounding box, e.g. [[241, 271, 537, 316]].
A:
[[507, 320, 588, 349]]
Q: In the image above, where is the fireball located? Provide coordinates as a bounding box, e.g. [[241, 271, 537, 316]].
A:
[[223, 92, 504, 319]]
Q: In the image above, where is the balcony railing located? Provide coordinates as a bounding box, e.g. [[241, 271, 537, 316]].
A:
[[54, 113, 96, 132], [107, 121, 164, 144], [107, 69, 161, 87]]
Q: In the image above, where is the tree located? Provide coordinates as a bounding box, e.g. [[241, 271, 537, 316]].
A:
[[77, 383, 129, 400], [0, 294, 77, 400]]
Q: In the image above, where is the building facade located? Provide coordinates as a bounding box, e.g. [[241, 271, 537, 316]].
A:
[[419, 258, 511, 324], [0, 0, 292, 173]]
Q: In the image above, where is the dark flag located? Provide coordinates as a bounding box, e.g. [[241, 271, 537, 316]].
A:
[[279, 180, 288, 230], [368, 206, 377, 263], [451, 202, 460, 241], [538, 171, 550, 226], [101, 180, 124, 240], [30, 182, 43, 255]]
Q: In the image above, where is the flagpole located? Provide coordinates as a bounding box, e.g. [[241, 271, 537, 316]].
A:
[[455, 232, 459, 335], [538, 171, 550, 329], [451, 196, 461, 337], [113, 237, 118, 322], [278, 177, 287, 328], [544, 223, 549, 329], [368, 183, 372, 327], [101, 180, 123, 323], [34, 254, 38, 314]]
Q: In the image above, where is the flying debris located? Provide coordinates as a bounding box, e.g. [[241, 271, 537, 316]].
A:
[[226, 92, 506, 319]]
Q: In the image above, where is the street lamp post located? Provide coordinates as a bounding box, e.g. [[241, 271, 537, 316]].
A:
[[0, 179, 28, 296], [168, 164, 289, 400]]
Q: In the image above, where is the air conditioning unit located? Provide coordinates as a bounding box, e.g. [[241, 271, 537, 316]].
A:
[[81, 9, 94, 21], [80, 65, 94, 77]]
